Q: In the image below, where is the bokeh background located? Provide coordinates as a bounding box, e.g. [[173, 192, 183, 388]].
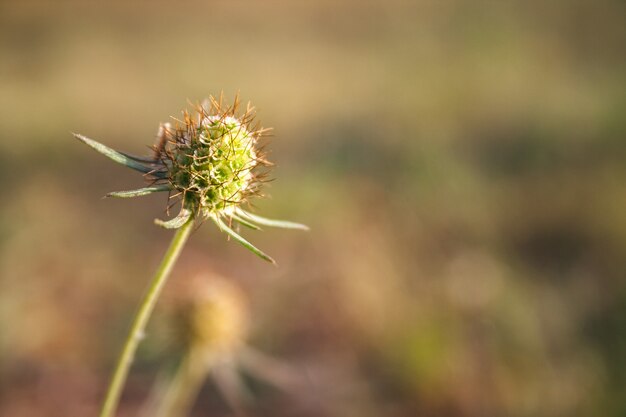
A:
[[1, 1, 625, 416]]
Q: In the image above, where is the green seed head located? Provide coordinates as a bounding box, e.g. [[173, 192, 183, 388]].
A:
[[75, 93, 307, 263], [160, 96, 269, 219]]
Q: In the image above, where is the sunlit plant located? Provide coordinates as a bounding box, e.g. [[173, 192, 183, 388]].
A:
[[75, 94, 307, 417]]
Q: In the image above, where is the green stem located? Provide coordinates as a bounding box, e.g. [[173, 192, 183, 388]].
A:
[[99, 219, 195, 417], [152, 351, 208, 417]]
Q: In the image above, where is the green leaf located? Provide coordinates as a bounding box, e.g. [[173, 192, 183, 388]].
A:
[[107, 185, 171, 198], [74, 133, 155, 174], [211, 215, 276, 264], [228, 212, 261, 230], [154, 208, 193, 229], [119, 151, 158, 164], [236, 209, 309, 231]]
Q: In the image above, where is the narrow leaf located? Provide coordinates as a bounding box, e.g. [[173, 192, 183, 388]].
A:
[[229, 213, 261, 230], [212, 216, 276, 264], [236, 209, 309, 231], [119, 151, 159, 164], [154, 208, 192, 229], [119, 151, 170, 179], [73, 133, 154, 174], [107, 185, 171, 198]]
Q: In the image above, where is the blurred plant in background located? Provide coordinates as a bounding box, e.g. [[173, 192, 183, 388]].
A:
[[146, 275, 303, 417], [0, 1, 624, 417]]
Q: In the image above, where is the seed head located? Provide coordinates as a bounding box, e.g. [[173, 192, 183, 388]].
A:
[[154, 96, 270, 219], [75, 94, 308, 263]]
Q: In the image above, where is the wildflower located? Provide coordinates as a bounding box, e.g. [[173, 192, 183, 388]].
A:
[[74, 94, 307, 264]]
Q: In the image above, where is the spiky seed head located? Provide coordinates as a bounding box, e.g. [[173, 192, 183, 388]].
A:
[[156, 96, 270, 219], [75, 93, 307, 263]]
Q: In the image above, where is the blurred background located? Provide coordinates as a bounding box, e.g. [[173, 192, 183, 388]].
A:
[[0, 1, 625, 416]]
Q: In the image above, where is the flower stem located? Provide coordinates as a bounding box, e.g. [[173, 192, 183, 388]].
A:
[[151, 352, 207, 417], [99, 219, 195, 417]]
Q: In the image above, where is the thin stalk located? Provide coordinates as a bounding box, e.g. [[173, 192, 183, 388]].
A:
[[99, 219, 195, 417], [152, 351, 208, 417]]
